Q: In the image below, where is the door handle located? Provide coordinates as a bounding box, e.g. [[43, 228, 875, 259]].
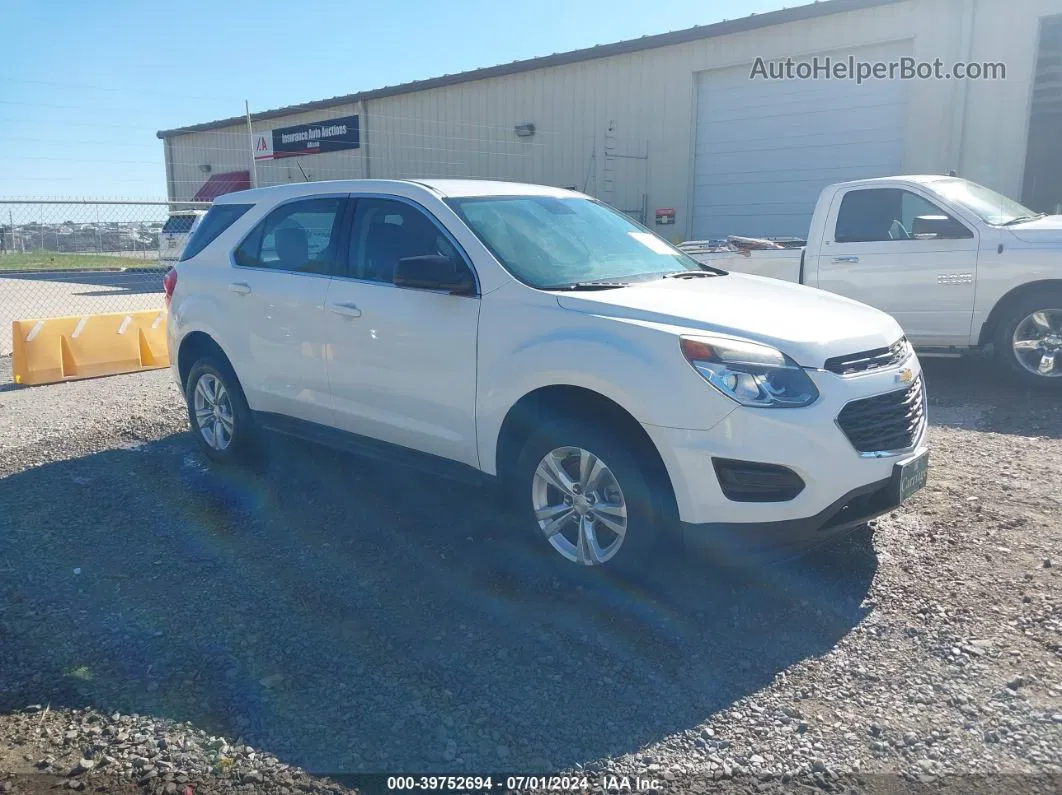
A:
[[329, 302, 362, 319], [228, 282, 251, 295], [832, 256, 860, 264]]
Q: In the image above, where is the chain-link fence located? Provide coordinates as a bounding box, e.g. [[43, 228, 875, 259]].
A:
[[0, 199, 208, 358], [1, 113, 654, 373]]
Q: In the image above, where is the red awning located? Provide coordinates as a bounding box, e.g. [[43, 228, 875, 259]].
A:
[[193, 170, 251, 202]]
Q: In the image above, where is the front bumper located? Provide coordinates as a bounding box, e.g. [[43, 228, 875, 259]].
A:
[[679, 474, 899, 563], [643, 357, 927, 556]]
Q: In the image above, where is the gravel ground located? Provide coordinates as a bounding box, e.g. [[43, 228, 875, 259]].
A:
[[0, 353, 1060, 794]]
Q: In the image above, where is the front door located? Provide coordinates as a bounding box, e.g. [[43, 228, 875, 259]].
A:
[[324, 196, 481, 467], [815, 186, 979, 346]]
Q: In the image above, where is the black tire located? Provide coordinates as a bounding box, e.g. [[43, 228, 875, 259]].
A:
[[184, 355, 257, 463], [993, 289, 1062, 390], [511, 417, 676, 578]]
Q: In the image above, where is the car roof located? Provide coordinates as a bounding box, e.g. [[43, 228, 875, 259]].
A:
[[212, 178, 586, 204], [412, 179, 583, 198], [828, 174, 958, 190]]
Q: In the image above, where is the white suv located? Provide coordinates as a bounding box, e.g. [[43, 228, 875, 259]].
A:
[[165, 179, 929, 572]]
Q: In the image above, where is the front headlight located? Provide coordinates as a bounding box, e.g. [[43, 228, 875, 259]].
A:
[[680, 336, 819, 408]]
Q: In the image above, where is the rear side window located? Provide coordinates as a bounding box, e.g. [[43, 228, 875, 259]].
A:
[[162, 214, 197, 234], [234, 198, 343, 276], [179, 204, 253, 261]]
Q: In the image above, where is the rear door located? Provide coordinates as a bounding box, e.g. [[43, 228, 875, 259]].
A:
[[225, 195, 350, 424], [814, 186, 979, 345], [323, 195, 481, 466]]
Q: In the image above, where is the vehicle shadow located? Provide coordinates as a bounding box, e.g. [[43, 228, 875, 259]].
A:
[[0, 432, 877, 775], [920, 353, 1062, 440]]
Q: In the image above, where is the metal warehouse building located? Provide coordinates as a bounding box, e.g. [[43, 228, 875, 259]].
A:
[[158, 0, 1062, 242]]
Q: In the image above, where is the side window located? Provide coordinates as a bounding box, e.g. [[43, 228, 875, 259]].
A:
[[835, 189, 971, 243], [233, 197, 342, 275], [900, 192, 973, 239], [348, 198, 470, 285]]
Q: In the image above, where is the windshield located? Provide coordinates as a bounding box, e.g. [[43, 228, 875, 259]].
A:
[[931, 178, 1040, 225], [446, 195, 705, 288]]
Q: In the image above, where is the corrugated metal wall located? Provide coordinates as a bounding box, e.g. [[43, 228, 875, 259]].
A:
[[164, 0, 1062, 238], [691, 39, 913, 239]]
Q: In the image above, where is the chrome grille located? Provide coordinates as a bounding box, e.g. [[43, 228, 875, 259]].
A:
[[837, 375, 925, 454], [824, 337, 911, 376]]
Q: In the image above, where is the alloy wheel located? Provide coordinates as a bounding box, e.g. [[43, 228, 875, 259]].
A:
[[193, 373, 235, 450], [531, 446, 628, 566], [1012, 309, 1062, 378]]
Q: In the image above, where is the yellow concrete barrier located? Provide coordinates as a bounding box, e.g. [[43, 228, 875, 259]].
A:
[[11, 310, 169, 386]]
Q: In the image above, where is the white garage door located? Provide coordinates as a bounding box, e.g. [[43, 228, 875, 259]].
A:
[[691, 42, 912, 240]]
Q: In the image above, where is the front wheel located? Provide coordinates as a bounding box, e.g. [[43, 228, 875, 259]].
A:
[[512, 419, 673, 575], [994, 291, 1062, 389]]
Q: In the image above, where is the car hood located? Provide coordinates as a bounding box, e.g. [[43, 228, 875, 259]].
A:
[[1005, 215, 1062, 244], [554, 273, 904, 368]]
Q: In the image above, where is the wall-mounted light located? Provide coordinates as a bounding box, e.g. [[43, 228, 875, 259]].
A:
[[513, 123, 536, 138], [198, 164, 212, 173]]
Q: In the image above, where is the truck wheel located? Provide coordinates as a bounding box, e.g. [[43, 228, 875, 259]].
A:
[[512, 418, 672, 577], [185, 356, 257, 463], [994, 290, 1062, 389]]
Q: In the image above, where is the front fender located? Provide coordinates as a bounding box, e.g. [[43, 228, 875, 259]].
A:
[[475, 294, 736, 475]]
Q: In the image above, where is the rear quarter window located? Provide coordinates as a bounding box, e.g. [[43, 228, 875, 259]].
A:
[[179, 204, 253, 262]]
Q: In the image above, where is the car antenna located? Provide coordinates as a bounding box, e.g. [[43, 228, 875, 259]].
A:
[[296, 161, 310, 182]]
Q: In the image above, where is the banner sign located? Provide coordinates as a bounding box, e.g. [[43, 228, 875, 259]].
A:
[[262, 114, 360, 159]]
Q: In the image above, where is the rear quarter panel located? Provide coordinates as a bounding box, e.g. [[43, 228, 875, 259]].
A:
[[166, 204, 266, 391]]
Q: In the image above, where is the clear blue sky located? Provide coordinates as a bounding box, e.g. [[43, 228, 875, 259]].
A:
[[1, 0, 783, 198]]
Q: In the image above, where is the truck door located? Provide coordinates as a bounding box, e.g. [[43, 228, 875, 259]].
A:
[[814, 186, 978, 346]]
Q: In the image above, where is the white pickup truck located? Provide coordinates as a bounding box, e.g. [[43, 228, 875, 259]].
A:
[[681, 175, 1062, 389]]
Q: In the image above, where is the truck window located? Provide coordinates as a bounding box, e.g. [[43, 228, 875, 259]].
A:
[[162, 214, 197, 234], [835, 189, 971, 243]]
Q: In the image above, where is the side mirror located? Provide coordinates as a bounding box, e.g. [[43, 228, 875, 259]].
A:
[[911, 215, 970, 240], [393, 254, 476, 295]]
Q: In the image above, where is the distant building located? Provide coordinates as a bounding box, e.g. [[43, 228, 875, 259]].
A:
[[157, 0, 1062, 240]]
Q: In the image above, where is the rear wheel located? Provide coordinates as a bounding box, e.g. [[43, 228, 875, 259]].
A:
[[185, 356, 256, 463], [512, 418, 673, 576], [994, 291, 1062, 389]]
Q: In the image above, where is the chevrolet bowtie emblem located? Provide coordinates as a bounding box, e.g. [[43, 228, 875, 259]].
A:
[[896, 368, 914, 385]]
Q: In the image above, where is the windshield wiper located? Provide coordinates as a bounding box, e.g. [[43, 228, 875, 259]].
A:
[[1001, 213, 1047, 226], [543, 281, 631, 290], [662, 270, 720, 279]]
